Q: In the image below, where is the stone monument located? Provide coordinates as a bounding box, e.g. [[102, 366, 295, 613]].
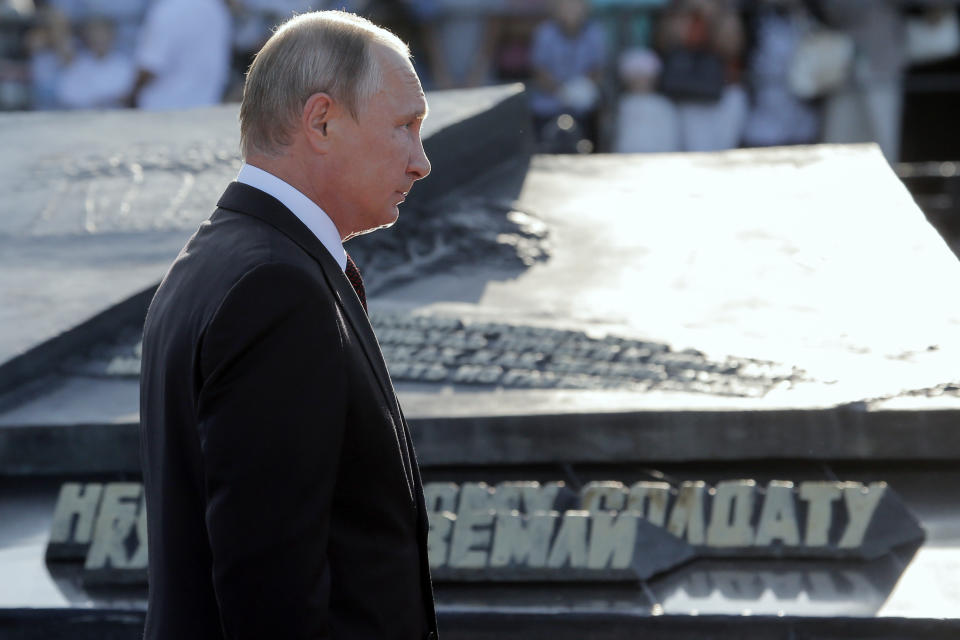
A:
[[1, 85, 959, 639]]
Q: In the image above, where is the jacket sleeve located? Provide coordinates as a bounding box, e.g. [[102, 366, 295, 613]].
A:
[[196, 262, 346, 639]]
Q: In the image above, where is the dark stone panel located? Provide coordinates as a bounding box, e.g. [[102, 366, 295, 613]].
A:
[[0, 423, 140, 476], [409, 407, 960, 466], [5, 404, 960, 476], [3, 609, 960, 640], [0, 286, 155, 399]]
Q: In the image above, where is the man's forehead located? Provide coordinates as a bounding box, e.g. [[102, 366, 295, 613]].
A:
[[378, 50, 428, 117], [406, 80, 428, 119]]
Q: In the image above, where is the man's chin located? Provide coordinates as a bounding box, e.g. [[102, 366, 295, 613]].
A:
[[352, 210, 399, 238]]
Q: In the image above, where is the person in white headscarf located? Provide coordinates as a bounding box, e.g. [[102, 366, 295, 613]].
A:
[[614, 48, 681, 153]]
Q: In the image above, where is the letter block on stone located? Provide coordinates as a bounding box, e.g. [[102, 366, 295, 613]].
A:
[[83, 482, 147, 585], [706, 480, 757, 548], [680, 479, 924, 559], [547, 511, 590, 569], [424, 476, 924, 582], [46, 482, 104, 561], [520, 481, 565, 513], [491, 481, 542, 514], [457, 483, 496, 516], [427, 511, 456, 568], [838, 481, 924, 560], [587, 511, 638, 569], [431, 508, 695, 582], [667, 481, 707, 545], [627, 481, 671, 526], [799, 481, 842, 547], [489, 512, 556, 568], [754, 481, 800, 548], [424, 482, 459, 513], [580, 482, 627, 513], [448, 509, 495, 569]]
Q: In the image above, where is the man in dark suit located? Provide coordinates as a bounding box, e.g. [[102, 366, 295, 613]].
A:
[[139, 11, 436, 639]]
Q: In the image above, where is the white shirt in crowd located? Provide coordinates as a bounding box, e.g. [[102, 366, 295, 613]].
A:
[[57, 50, 136, 109], [614, 93, 680, 154], [235, 163, 348, 272], [135, 0, 231, 110]]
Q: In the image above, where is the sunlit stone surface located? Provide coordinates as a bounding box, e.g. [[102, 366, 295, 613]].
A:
[[376, 146, 960, 408]]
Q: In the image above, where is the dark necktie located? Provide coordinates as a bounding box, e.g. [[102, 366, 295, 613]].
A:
[[344, 253, 367, 313]]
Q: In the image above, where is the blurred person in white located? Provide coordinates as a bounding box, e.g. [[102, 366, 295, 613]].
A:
[[530, 0, 606, 145], [48, 0, 148, 53], [656, 0, 747, 151], [819, 0, 905, 163], [56, 16, 134, 108], [25, 5, 72, 108], [741, 0, 819, 147], [130, 0, 230, 110], [614, 47, 680, 153]]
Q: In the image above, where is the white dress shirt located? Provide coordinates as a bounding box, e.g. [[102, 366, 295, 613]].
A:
[[236, 163, 347, 272]]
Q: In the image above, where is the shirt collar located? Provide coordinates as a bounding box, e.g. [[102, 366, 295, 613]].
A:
[[236, 163, 347, 272]]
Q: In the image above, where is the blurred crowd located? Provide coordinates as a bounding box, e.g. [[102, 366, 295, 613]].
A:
[[0, 0, 958, 161]]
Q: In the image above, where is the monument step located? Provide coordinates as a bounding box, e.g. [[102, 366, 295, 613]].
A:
[[2, 402, 960, 477]]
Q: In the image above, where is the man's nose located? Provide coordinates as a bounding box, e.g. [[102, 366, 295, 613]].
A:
[[408, 139, 431, 181]]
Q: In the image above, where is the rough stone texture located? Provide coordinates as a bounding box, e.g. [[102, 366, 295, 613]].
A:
[[348, 196, 549, 296], [0, 86, 527, 239], [65, 311, 805, 396], [0, 85, 531, 395]]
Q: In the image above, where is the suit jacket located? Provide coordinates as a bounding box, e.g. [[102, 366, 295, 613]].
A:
[[139, 182, 438, 640]]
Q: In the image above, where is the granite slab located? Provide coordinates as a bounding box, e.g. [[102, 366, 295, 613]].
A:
[[0, 85, 531, 395]]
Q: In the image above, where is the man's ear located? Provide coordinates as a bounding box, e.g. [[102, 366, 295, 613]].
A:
[[302, 92, 335, 154]]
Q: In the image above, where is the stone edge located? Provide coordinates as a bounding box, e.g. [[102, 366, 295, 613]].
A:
[[3, 406, 960, 475], [1, 608, 959, 639]]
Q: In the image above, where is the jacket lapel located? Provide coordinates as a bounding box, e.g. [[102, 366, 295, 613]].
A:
[[216, 183, 414, 497]]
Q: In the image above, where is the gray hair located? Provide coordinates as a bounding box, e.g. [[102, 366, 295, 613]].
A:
[[239, 11, 410, 158]]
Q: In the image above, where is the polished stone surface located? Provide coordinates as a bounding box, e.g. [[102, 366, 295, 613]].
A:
[[377, 146, 960, 408]]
